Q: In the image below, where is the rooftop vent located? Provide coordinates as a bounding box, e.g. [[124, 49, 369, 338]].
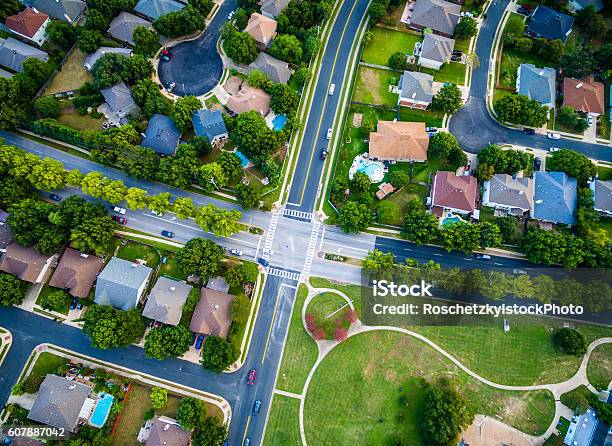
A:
[[169, 286, 176, 292], [576, 82, 583, 89], [163, 424, 170, 431]]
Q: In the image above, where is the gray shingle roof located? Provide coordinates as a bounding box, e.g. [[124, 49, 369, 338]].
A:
[[0, 223, 14, 250], [192, 109, 228, 143], [261, 0, 290, 18], [420, 33, 455, 63], [28, 375, 91, 432], [0, 37, 48, 73], [482, 174, 534, 213], [533, 171, 577, 225], [134, 0, 185, 21], [142, 277, 192, 325], [591, 180, 612, 214], [146, 416, 191, 446], [398, 70, 434, 103], [526, 5, 574, 42], [248, 52, 291, 84], [31, 0, 86, 24], [411, 0, 460, 36], [0, 68, 14, 78], [100, 81, 139, 117], [84, 47, 132, 71], [516, 63, 556, 107], [142, 114, 181, 155], [107, 11, 152, 46], [94, 257, 152, 310]]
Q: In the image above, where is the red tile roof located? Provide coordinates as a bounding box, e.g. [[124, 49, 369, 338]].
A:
[[430, 171, 477, 213], [562, 76, 605, 115], [5, 8, 49, 38]]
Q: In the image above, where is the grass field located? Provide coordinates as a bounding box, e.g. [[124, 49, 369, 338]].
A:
[[44, 48, 93, 95], [57, 103, 105, 131], [117, 240, 161, 269], [303, 331, 555, 445], [411, 158, 456, 183], [362, 26, 421, 66], [262, 394, 302, 446], [398, 107, 445, 127], [383, 184, 429, 223], [305, 292, 351, 339], [587, 343, 612, 391], [559, 385, 592, 410], [275, 285, 319, 395], [22, 352, 69, 393], [158, 253, 187, 281], [421, 61, 467, 86], [35, 285, 71, 315], [352, 67, 401, 107]]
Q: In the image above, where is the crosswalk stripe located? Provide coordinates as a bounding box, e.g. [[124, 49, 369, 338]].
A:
[[268, 267, 301, 281], [301, 220, 320, 280], [261, 211, 280, 260], [282, 208, 313, 221]]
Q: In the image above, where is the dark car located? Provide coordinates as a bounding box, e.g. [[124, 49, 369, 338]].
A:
[[523, 128, 535, 135], [49, 194, 62, 202], [451, 50, 463, 56], [243, 439, 250, 446], [252, 400, 262, 414], [112, 216, 127, 224], [247, 369, 256, 385], [517, 6, 531, 15], [161, 230, 174, 238], [257, 257, 269, 267], [195, 334, 204, 350], [534, 157, 541, 171], [320, 148, 328, 160], [450, 55, 462, 62], [70, 299, 78, 310], [76, 301, 83, 310]]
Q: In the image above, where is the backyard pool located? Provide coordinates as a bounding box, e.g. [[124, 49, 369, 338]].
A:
[[89, 392, 114, 428], [235, 150, 250, 168], [348, 154, 385, 183], [272, 114, 287, 131], [440, 212, 464, 227]]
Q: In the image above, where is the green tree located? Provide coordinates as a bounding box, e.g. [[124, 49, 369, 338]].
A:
[[431, 84, 463, 114], [148, 192, 172, 215], [522, 229, 584, 267], [144, 325, 192, 359], [478, 221, 502, 248], [0, 176, 34, 209], [153, 5, 205, 38], [28, 157, 66, 191], [85, 8, 110, 32], [217, 151, 243, 182], [0, 272, 25, 306], [351, 171, 371, 193], [47, 20, 77, 50], [195, 206, 242, 237], [222, 24, 259, 64], [338, 201, 372, 233], [557, 106, 588, 133], [176, 238, 225, 279], [231, 294, 251, 324], [191, 0, 214, 16], [198, 162, 228, 192], [173, 197, 196, 219], [201, 335, 239, 372], [553, 328, 587, 355], [132, 79, 173, 117], [388, 51, 407, 70], [494, 94, 548, 127], [192, 416, 227, 446], [103, 179, 128, 204], [0, 0, 21, 21], [401, 199, 439, 244], [236, 183, 261, 209], [34, 96, 60, 119], [429, 132, 461, 160], [388, 170, 409, 189], [364, 249, 395, 272], [293, 66, 311, 88], [83, 306, 145, 349], [559, 50, 596, 79], [78, 29, 103, 54], [150, 387, 168, 410], [125, 187, 149, 209], [441, 221, 481, 253], [176, 397, 207, 430], [233, 8, 249, 29], [230, 110, 280, 161], [70, 216, 115, 255], [269, 34, 304, 64], [270, 83, 300, 114], [8, 198, 67, 255], [377, 201, 400, 225], [546, 149, 596, 186], [171, 96, 202, 132], [454, 16, 477, 39], [133, 26, 161, 57]]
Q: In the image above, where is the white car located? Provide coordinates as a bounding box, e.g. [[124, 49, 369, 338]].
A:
[[460, 11, 474, 17], [167, 82, 176, 92], [151, 210, 163, 216], [230, 249, 243, 256], [549, 147, 561, 152], [227, 10, 235, 20], [326, 128, 332, 140], [547, 132, 561, 140], [112, 206, 127, 215], [328, 83, 335, 95]]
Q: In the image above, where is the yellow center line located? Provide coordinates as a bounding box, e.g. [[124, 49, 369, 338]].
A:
[[296, 0, 362, 206], [261, 286, 284, 364], [242, 415, 251, 444]]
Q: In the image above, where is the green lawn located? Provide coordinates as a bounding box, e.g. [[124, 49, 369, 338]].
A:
[[421, 61, 467, 86], [398, 107, 444, 127], [410, 158, 457, 183], [262, 394, 302, 446], [275, 285, 319, 395], [498, 47, 556, 89], [57, 102, 104, 132], [381, 184, 429, 225], [587, 343, 612, 391], [454, 38, 471, 53], [305, 292, 351, 339], [22, 352, 69, 394], [158, 254, 188, 281], [303, 331, 555, 445], [35, 285, 71, 315], [558, 416, 570, 437], [560, 385, 593, 411], [352, 66, 401, 107], [116, 240, 161, 269], [362, 26, 422, 66], [597, 166, 612, 181]]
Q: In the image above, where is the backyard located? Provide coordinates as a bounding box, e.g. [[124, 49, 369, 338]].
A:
[[352, 66, 401, 107], [21, 352, 69, 394], [35, 284, 71, 315], [398, 107, 445, 128], [116, 240, 161, 269], [362, 26, 421, 66], [44, 48, 93, 95], [57, 102, 105, 132]]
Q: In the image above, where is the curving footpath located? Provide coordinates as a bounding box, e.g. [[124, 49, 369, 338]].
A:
[[295, 287, 612, 445]]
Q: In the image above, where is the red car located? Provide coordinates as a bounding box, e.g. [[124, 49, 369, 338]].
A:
[[161, 49, 172, 58], [247, 369, 256, 385], [112, 215, 127, 224]]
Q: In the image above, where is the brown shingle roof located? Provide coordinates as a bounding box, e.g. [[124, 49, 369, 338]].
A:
[[189, 288, 235, 339], [369, 121, 429, 161], [5, 8, 49, 38], [562, 76, 605, 115], [146, 416, 191, 446], [49, 248, 104, 298], [0, 243, 52, 283], [431, 171, 477, 213], [245, 13, 277, 46], [226, 84, 271, 116]]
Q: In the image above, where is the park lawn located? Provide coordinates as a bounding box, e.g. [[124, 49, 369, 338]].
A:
[[44, 48, 93, 95], [559, 385, 592, 410], [421, 61, 466, 85], [275, 285, 319, 395], [305, 292, 350, 339], [116, 240, 161, 269], [398, 107, 444, 127], [35, 285, 71, 315], [587, 343, 612, 391], [22, 352, 69, 394], [158, 254, 188, 281], [410, 158, 456, 183], [262, 394, 301, 446], [362, 26, 421, 66], [303, 331, 555, 446], [352, 67, 401, 107]]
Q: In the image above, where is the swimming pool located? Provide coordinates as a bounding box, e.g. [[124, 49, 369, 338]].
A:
[[440, 212, 464, 227], [357, 160, 381, 177], [89, 392, 114, 428], [348, 155, 385, 183], [272, 114, 287, 131], [235, 150, 250, 168]]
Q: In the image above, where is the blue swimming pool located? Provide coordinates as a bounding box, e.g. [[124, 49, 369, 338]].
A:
[[272, 114, 287, 131], [235, 150, 249, 168], [440, 212, 463, 227], [357, 161, 380, 177], [90, 392, 114, 428]]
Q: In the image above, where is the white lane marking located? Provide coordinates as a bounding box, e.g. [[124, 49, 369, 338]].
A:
[[323, 241, 372, 253], [433, 253, 442, 257]]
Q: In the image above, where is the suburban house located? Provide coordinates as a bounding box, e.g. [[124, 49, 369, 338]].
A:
[[568, 0, 604, 11], [516, 64, 556, 110], [481, 174, 534, 216], [369, 121, 429, 162], [261, 0, 290, 18], [31, 0, 86, 25], [429, 171, 478, 216], [248, 52, 291, 84], [99, 82, 140, 125], [141, 114, 182, 156], [134, 0, 185, 21], [245, 13, 277, 50], [0, 38, 48, 73], [189, 287, 235, 339], [526, 5, 574, 43], [0, 68, 14, 79], [142, 277, 192, 326], [0, 243, 54, 283], [144, 416, 191, 446], [94, 257, 152, 310], [107, 11, 152, 46], [5, 8, 50, 47], [409, 0, 461, 38], [533, 171, 577, 225], [27, 375, 92, 432], [418, 33, 455, 70], [226, 84, 271, 116], [192, 109, 229, 147], [562, 76, 605, 116], [84, 47, 132, 71], [590, 180, 612, 216], [397, 71, 433, 109], [49, 248, 104, 298]]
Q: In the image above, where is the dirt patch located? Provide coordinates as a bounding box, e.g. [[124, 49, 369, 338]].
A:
[[44, 48, 92, 95], [223, 76, 243, 95], [358, 69, 386, 104], [462, 415, 539, 446], [353, 113, 363, 127], [499, 396, 529, 420]]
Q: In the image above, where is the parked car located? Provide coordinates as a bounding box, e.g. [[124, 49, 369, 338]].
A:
[[460, 11, 474, 17], [161, 49, 172, 58], [426, 127, 437, 132], [475, 254, 491, 260], [587, 116, 593, 126], [534, 157, 541, 171], [195, 334, 204, 350], [257, 257, 269, 267], [70, 299, 77, 310], [161, 230, 174, 238], [451, 50, 463, 56], [247, 369, 256, 385], [413, 41, 422, 55], [112, 216, 127, 224], [112, 206, 127, 215], [450, 55, 462, 62], [230, 249, 243, 256], [549, 147, 561, 152], [243, 439, 250, 446], [326, 128, 333, 140], [328, 83, 335, 95], [49, 193, 62, 202], [517, 6, 531, 15], [320, 148, 328, 160], [227, 10, 235, 20], [513, 268, 527, 275], [151, 210, 163, 216], [523, 128, 535, 135], [252, 400, 262, 414], [547, 132, 561, 140], [160, 55, 170, 62], [76, 301, 83, 310]]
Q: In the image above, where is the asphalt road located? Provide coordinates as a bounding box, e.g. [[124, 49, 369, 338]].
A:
[[157, 0, 236, 96], [448, 0, 612, 161]]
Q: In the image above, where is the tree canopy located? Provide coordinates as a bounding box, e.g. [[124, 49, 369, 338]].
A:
[[494, 94, 548, 127], [83, 305, 146, 349], [176, 238, 225, 279], [201, 335, 239, 372]]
